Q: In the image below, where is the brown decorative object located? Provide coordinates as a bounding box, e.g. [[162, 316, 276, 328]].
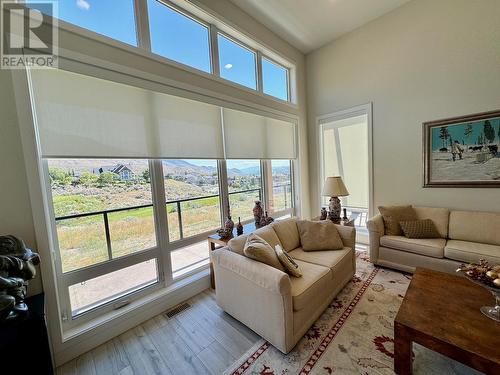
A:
[[216, 228, 233, 240], [259, 211, 274, 227], [253, 201, 264, 227], [320, 207, 327, 220], [423, 109, 500, 188], [394, 268, 500, 375], [224, 215, 234, 232], [0, 235, 40, 321], [236, 217, 244, 236]]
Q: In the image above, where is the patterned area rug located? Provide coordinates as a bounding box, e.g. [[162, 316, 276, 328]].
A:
[[223, 252, 480, 375]]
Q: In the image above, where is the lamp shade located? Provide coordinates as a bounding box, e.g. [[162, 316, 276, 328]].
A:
[[321, 176, 349, 197]]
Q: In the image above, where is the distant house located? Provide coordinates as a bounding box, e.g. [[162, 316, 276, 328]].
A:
[[94, 164, 134, 181]]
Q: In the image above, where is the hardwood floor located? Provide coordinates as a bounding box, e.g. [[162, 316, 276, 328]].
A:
[[56, 290, 261, 375]]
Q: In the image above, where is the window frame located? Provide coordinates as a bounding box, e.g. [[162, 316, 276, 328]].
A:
[[261, 55, 291, 102], [21, 0, 294, 103], [147, 0, 214, 74], [216, 31, 259, 91]]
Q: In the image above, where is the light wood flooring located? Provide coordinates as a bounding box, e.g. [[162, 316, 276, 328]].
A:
[[57, 290, 261, 375]]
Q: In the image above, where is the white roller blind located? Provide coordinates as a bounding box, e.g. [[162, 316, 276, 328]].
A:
[[222, 108, 296, 159], [29, 69, 224, 159]]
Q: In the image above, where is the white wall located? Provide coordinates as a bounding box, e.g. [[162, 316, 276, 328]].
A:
[[0, 69, 42, 295], [307, 0, 500, 214]]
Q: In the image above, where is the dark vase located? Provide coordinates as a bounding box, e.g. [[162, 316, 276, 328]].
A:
[[236, 217, 244, 235]]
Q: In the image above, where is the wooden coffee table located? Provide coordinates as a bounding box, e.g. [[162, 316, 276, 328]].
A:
[[394, 267, 500, 375]]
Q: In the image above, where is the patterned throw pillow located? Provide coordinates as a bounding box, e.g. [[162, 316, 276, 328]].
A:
[[378, 205, 417, 236], [243, 234, 286, 272], [399, 219, 441, 239], [275, 245, 302, 277]]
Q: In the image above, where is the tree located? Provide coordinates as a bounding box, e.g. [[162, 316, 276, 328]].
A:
[[78, 171, 98, 187], [142, 169, 150, 183], [484, 120, 495, 144], [98, 171, 118, 186], [439, 127, 450, 149], [464, 124, 473, 145]]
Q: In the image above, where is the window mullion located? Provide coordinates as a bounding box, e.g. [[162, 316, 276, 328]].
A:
[[150, 159, 172, 285], [256, 51, 263, 93], [218, 160, 229, 222], [261, 160, 271, 214], [209, 25, 220, 76], [135, 0, 152, 51]]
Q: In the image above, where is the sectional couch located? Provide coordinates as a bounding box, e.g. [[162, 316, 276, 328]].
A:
[[367, 206, 500, 274], [211, 217, 356, 353]]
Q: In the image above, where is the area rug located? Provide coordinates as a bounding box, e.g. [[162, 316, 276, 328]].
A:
[[223, 252, 480, 375]]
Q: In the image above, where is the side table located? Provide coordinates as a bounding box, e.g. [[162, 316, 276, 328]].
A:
[[208, 222, 257, 289]]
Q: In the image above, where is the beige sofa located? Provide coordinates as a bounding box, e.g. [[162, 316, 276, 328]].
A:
[[212, 218, 356, 353], [367, 207, 500, 274]]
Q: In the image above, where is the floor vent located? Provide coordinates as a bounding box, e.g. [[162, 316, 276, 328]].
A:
[[164, 302, 191, 318]]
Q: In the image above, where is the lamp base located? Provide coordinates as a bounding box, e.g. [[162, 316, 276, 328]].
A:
[[328, 196, 341, 222]]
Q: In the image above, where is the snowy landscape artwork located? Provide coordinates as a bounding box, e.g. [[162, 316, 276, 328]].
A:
[[423, 110, 500, 187]]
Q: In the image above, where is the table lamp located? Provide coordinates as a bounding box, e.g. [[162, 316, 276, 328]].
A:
[[321, 176, 349, 222]]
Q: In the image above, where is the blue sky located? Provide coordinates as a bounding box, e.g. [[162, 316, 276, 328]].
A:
[[431, 118, 500, 150], [29, 0, 288, 100]]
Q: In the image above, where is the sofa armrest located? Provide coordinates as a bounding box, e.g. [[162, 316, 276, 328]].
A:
[[335, 224, 356, 249], [367, 214, 385, 263], [212, 248, 291, 295]]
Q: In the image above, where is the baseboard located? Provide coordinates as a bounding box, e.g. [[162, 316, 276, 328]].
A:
[[53, 270, 210, 366]]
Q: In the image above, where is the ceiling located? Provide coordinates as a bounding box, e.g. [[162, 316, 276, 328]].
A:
[[230, 0, 411, 53]]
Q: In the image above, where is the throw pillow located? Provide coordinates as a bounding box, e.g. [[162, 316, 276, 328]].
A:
[[378, 205, 417, 236], [296, 220, 344, 251], [243, 233, 286, 272], [400, 219, 441, 239], [275, 244, 302, 277]]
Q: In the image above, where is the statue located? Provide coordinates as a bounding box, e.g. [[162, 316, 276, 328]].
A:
[[0, 235, 40, 321]]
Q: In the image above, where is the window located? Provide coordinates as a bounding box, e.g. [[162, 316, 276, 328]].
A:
[[33, 0, 138, 46], [268, 160, 293, 214], [164, 159, 221, 241], [227, 160, 262, 222], [218, 34, 257, 90], [262, 58, 289, 101], [148, 0, 211, 73]]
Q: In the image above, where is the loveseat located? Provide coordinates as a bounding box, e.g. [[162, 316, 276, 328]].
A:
[[367, 206, 500, 274], [211, 217, 356, 353]]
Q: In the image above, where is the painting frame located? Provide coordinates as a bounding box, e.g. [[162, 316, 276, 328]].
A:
[[423, 109, 500, 188]]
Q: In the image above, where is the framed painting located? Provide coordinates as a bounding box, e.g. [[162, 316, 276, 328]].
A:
[[423, 110, 500, 187]]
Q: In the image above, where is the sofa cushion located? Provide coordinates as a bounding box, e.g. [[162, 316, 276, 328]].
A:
[[228, 225, 282, 256], [290, 260, 331, 311], [275, 245, 302, 277], [272, 218, 300, 252], [288, 247, 352, 272], [243, 234, 286, 272], [378, 205, 417, 236], [380, 235, 445, 258], [445, 240, 500, 264], [414, 206, 450, 238], [400, 219, 441, 239], [449, 210, 500, 246], [296, 220, 344, 251]]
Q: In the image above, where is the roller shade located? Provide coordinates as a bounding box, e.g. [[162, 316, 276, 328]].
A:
[[29, 69, 224, 159], [222, 108, 296, 159]]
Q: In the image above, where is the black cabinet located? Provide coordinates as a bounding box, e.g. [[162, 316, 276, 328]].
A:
[[0, 293, 54, 374]]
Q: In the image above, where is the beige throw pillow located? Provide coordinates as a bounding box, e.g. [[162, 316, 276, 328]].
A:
[[275, 245, 302, 277], [296, 220, 344, 251], [378, 205, 417, 236], [243, 234, 285, 272], [400, 219, 441, 239]]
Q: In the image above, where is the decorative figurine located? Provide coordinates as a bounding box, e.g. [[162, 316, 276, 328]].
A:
[[253, 201, 264, 226], [320, 207, 328, 220], [0, 235, 40, 321], [236, 217, 244, 236], [342, 208, 348, 221], [261, 211, 274, 226]]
